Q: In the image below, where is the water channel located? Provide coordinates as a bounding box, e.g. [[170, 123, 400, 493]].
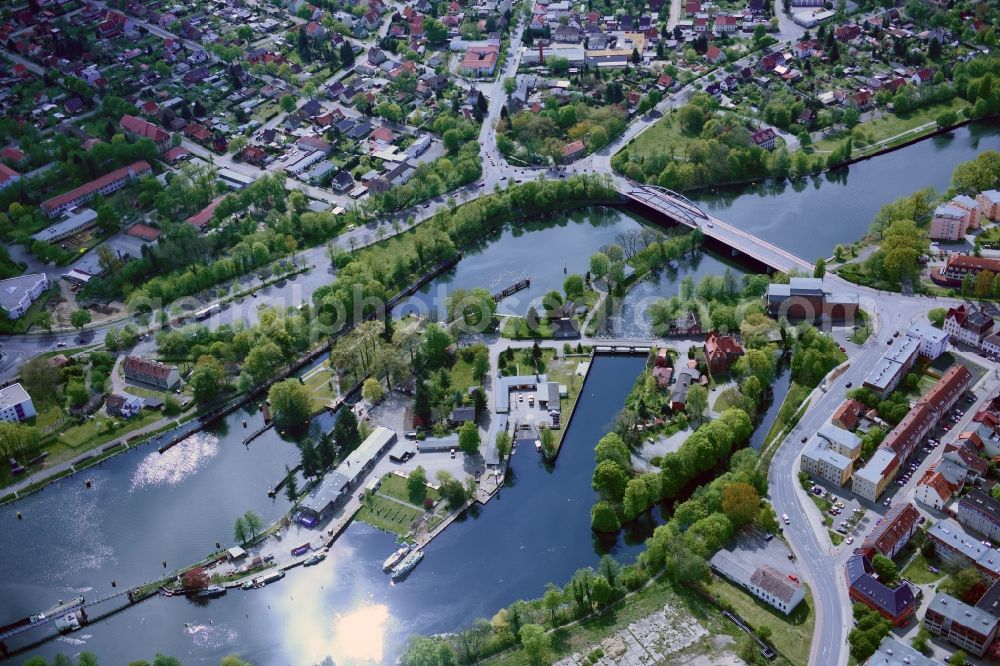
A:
[[2, 122, 999, 664]]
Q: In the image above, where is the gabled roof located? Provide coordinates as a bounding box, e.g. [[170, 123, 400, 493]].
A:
[[916, 470, 955, 503], [845, 552, 917, 618], [749, 565, 800, 604], [861, 502, 919, 557]]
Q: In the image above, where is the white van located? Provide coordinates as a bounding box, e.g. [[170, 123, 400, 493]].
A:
[[782, 513, 790, 525]]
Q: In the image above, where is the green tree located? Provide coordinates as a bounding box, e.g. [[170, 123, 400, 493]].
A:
[[283, 465, 299, 504], [519, 624, 551, 665], [70, 308, 92, 330], [541, 583, 563, 624], [401, 636, 456, 665], [813, 257, 826, 278], [592, 459, 628, 501], [721, 482, 759, 526], [589, 252, 610, 278], [190, 355, 225, 405], [458, 421, 480, 455], [590, 500, 621, 533], [408, 465, 428, 504], [268, 379, 311, 431], [333, 407, 361, 453], [563, 274, 585, 300], [948, 652, 968, 666], [495, 430, 512, 461], [685, 384, 709, 423], [594, 432, 631, 470], [622, 477, 649, 521], [279, 94, 297, 113], [362, 377, 385, 403]]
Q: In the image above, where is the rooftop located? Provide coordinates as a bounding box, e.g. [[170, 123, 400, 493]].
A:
[[0, 382, 32, 409], [927, 592, 998, 635], [864, 636, 944, 666], [0, 273, 47, 313]]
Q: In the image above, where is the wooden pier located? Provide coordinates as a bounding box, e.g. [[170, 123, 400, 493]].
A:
[[492, 278, 530, 303]]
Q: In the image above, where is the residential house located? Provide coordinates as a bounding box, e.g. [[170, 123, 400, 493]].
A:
[[715, 14, 738, 33], [923, 593, 999, 658], [863, 637, 944, 666], [851, 89, 874, 110], [123, 356, 181, 390], [976, 190, 1000, 222], [106, 393, 144, 418], [929, 203, 972, 241], [832, 399, 866, 431], [459, 45, 500, 76], [958, 490, 1000, 543], [705, 44, 725, 64], [906, 321, 949, 360], [39, 161, 152, 218], [944, 304, 995, 348], [0, 383, 35, 423], [0, 163, 21, 190], [120, 114, 171, 153], [802, 423, 861, 486], [862, 335, 919, 397], [950, 195, 983, 230], [853, 448, 899, 502], [448, 406, 476, 425], [671, 366, 699, 411], [750, 127, 777, 150], [914, 470, 955, 510], [185, 195, 226, 231], [845, 551, 918, 625], [704, 331, 744, 374], [0, 273, 48, 320], [927, 520, 1000, 582], [860, 502, 920, 559]]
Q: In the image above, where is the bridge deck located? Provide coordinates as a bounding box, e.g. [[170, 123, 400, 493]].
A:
[[623, 186, 812, 274]]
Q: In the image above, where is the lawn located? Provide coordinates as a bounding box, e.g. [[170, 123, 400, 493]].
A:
[[482, 578, 728, 666], [705, 575, 815, 666], [57, 409, 164, 449], [762, 382, 810, 450], [449, 355, 477, 395], [811, 98, 970, 155], [378, 472, 441, 505], [355, 493, 423, 537], [542, 354, 587, 453], [0, 288, 57, 334], [302, 363, 338, 411], [901, 552, 944, 585], [500, 316, 556, 339], [626, 112, 705, 162]]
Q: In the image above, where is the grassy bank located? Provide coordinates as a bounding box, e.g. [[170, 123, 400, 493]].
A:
[[704, 575, 814, 666]]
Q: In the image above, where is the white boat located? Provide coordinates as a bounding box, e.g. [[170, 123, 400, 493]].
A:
[[253, 570, 285, 588], [382, 544, 412, 572], [303, 552, 326, 566], [534, 440, 541, 451], [391, 549, 423, 581], [55, 612, 81, 633]]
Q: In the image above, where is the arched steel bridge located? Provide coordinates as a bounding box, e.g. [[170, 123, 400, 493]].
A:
[[622, 182, 812, 274]]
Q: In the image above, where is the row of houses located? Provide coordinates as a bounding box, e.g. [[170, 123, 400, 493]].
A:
[[853, 364, 973, 502]]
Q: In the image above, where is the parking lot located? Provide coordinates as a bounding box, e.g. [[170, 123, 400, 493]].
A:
[[711, 529, 803, 580], [507, 389, 560, 441], [805, 479, 874, 546]]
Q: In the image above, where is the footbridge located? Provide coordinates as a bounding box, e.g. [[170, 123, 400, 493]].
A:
[[621, 184, 813, 274]]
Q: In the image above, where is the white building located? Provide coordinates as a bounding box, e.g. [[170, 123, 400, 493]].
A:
[[31, 207, 99, 244], [0, 383, 36, 422], [853, 448, 899, 501], [907, 321, 949, 360], [801, 423, 862, 486], [0, 273, 49, 319]]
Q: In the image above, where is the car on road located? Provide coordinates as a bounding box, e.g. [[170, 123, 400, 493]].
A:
[[845, 382, 852, 388], [782, 513, 790, 525], [56, 342, 66, 347], [884, 498, 892, 506], [846, 536, 854, 545], [764, 533, 774, 541], [788, 574, 799, 582]]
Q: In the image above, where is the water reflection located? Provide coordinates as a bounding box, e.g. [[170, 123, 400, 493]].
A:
[[130, 432, 221, 491]]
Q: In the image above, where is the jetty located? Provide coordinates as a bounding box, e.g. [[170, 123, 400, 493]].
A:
[[492, 278, 530, 303]]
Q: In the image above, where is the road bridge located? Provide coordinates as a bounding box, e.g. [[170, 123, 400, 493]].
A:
[[621, 183, 814, 274]]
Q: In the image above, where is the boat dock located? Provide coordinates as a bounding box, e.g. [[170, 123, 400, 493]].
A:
[[492, 278, 530, 303]]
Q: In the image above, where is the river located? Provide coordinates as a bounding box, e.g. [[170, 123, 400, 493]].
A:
[[1, 356, 648, 664], [693, 123, 1000, 260]]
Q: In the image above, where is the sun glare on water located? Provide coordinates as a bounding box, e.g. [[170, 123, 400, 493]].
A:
[[330, 604, 391, 664]]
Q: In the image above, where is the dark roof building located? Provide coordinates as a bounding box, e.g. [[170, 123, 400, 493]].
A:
[[845, 552, 918, 626], [924, 592, 999, 657]]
